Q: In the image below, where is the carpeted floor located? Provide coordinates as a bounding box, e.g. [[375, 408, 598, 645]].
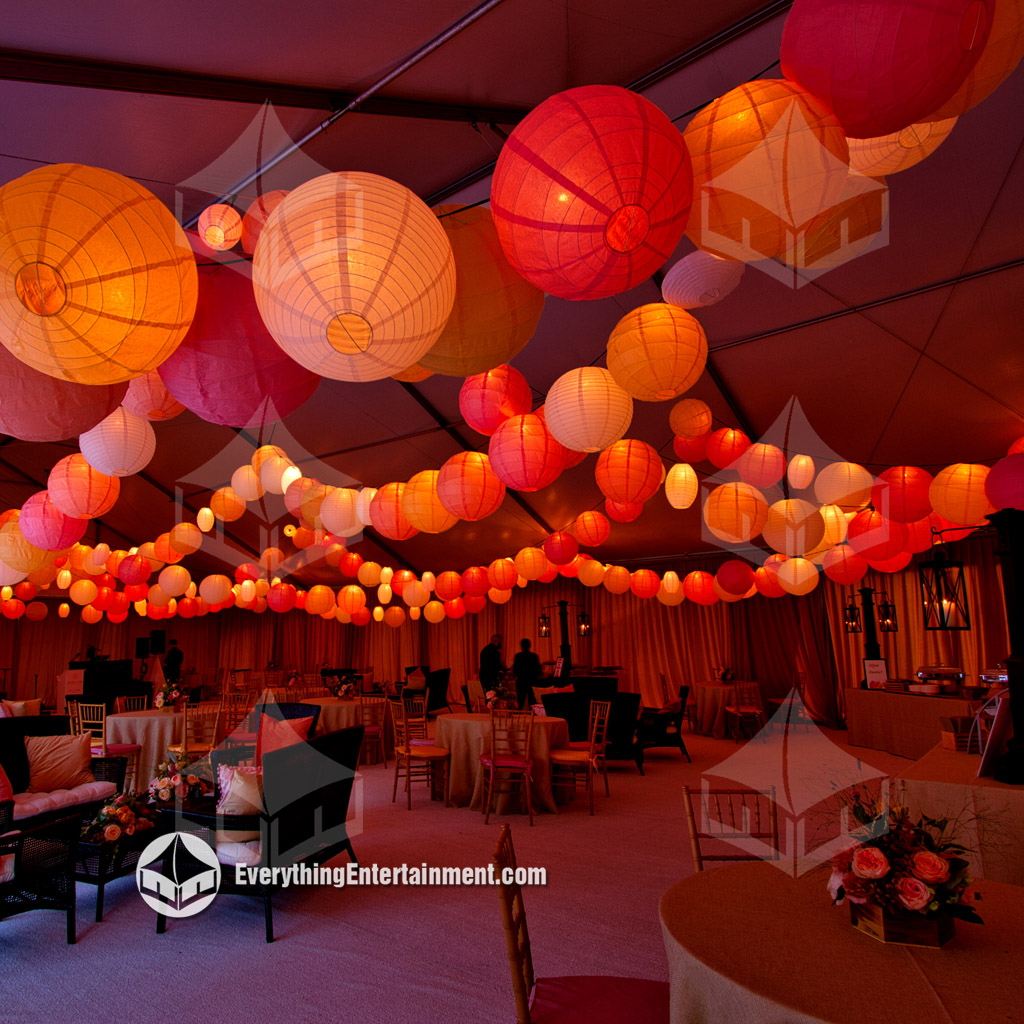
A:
[[1, 726, 909, 1024]]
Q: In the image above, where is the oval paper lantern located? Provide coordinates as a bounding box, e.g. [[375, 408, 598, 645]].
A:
[[847, 118, 958, 176], [873, 466, 934, 523], [544, 532, 578, 565], [19, 491, 87, 550], [595, 439, 662, 504], [737, 443, 786, 488], [605, 498, 643, 523], [122, 370, 184, 422], [0, 344, 128, 442], [240, 190, 289, 254], [703, 482, 768, 544], [459, 364, 532, 437], [420, 205, 545, 376], [575, 510, 611, 546], [402, 470, 458, 534], [197, 204, 242, 251], [661, 251, 745, 309], [669, 398, 712, 438], [781, 0, 992, 138], [369, 483, 419, 541], [544, 367, 633, 452], [606, 304, 708, 402], [847, 510, 908, 561], [47, 454, 120, 519], [787, 454, 815, 490], [436, 452, 506, 521], [814, 462, 874, 510], [665, 463, 699, 509], [490, 84, 693, 301], [986, 453, 1024, 510], [673, 433, 709, 463], [823, 544, 869, 585], [0, 163, 197, 384], [705, 428, 750, 470], [930, 463, 995, 524], [683, 571, 718, 606], [657, 574, 686, 605], [762, 498, 826, 555], [716, 559, 755, 596], [683, 80, 849, 261], [252, 171, 456, 382], [489, 414, 566, 491], [79, 407, 156, 477]]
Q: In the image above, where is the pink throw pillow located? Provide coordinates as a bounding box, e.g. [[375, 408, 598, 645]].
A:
[[255, 714, 314, 766], [0, 764, 13, 802], [0, 701, 12, 719]]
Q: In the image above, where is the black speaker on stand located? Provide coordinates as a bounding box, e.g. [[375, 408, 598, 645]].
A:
[[149, 630, 166, 656]]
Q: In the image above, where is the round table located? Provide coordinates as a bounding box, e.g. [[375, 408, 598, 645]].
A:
[[434, 713, 570, 813], [659, 862, 1023, 1024], [300, 697, 361, 734], [106, 709, 183, 790], [692, 682, 737, 739]]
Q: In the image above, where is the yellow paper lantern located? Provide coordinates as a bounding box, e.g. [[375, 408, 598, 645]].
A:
[[665, 463, 699, 509], [305, 585, 335, 616], [377, 583, 393, 604], [0, 515, 51, 574], [669, 398, 712, 438], [372, 605, 385, 622], [57, 568, 72, 589], [197, 204, 242, 251], [379, 566, 394, 585], [70, 578, 98, 606], [402, 470, 458, 534], [787, 454, 815, 490], [252, 172, 456, 382], [543, 367, 634, 453], [423, 599, 446, 624], [514, 547, 549, 581], [196, 507, 215, 533], [847, 119, 958, 176], [0, 164, 197, 384], [762, 499, 826, 556], [210, 486, 246, 522], [577, 558, 607, 587], [169, 522, 203, 556], [929, 464, 995, 525], [702, 483, 768, 544], [814, 462, 874, 511], [488, 587, 513, 605], [606, 304, 708, 402], [776, 556, 820, 596]]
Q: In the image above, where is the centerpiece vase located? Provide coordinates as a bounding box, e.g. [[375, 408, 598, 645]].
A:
[[849, 903, 955, 947]]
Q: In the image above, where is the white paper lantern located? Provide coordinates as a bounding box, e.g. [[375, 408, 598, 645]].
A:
[[79, 407, 156, 477], [320, 487, 361, 535], [544, 367, 634, 452], [259, 455, 294, 494], [665, 463, 699, 509], [356, 487, 377, 526], [661, 250, 744, 308]]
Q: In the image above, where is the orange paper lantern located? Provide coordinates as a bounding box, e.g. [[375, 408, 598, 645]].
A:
[[47, 454, 120, 519], [488, 558, 519, 591], [436, 452, 506, 522], [814, 462, 874, 510], [402, 470, 458, 534], [929, 463, 994, 524], [603, 565, 632, 594], [737, 443, 786, 489], [515, 547, 549, 581], [665, 463, 699, 510], [762, 499, 826, 556], [703, 483, 768, 544], [631, 569, 661, 599], [673, 433, 709, 463], [705, 428, 751, 470], [369, 483, 419, 541], [669, 398, 712, 438], [574, 510, 611, 547], [434, 571, 463, 602], [595, 439, 662, 504], [197, 204, 242, 251]]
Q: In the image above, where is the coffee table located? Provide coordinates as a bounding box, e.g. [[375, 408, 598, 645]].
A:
[[76, 822, 165, 922]]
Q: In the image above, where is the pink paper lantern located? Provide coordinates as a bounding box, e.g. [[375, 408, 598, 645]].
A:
[[488, 414, 566, 491], [122, 370, 185, 421], [459, 364, 532, 437], [19, 491, 88, 551], [985, 453, 1024, 510]]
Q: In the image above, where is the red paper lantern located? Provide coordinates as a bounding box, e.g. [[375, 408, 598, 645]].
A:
[[444, 597, 467, 619], [240, 190, 288, 254], [490, 85, 693, 300], [434, 571, 463, 602], [368, 483, 419, 541], [781, 0, 992, 137], [822, 544, 869, 585], [463, 594, 487, 614], [350, 607, 371, 626], [574, 510, 611, 547], [1008, 436, 1024, 456], [390, 569, 417, 598], [2, 599, 25, 620], [338, 585, 367, 615], [488, 414, 566, 491], [595, 439, 662, 504], [267, 583, 297, 613], [865, 551, 913, 573], [706, 428, 751, 470], [737, 444, 786, 489], [543, 531, 578, 565], [716, 559, 755, 596], [462, 566, 490, 597], [683, 570, 719, 606], [985, 453, 1024, 510], [538, 562, 560, 583], [338, 552, 364, 578], [25, 600, 47, 622], [19, 491, 87, 551], [459, 364, 532, 437], [631, 569, 661, 598], [14, 582, 37, 601], [872, 466, 934, 523], [605, 498, 643, 523], [672, 433, 709, 463], [488, 558, 519, 591], [847, 510, 908, 562], [436, 451, 506, 521]]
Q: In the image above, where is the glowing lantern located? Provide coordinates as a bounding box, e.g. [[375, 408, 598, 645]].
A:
[[683, 80, 849, 261], [436, 452, 506, 521], [485, 558, 516, 591], [368, 483, 418, 541], [402, 470, 458, 534], [197, 204, 241, 251], [763, 499, 826, 556], [576, 558, 606, 588], [787, 455, 815, 490], [434, 571, 463, 602], [169, 523, 202, 556], [1, 598, 24, 620], [338, 585, 367, 615], [400, 580, 427, 608], [631, 569, 661, 599], [14, 582, 36, 602], [657, 572, 687, 605], [673, 433, 709, 463], [488, 587, 513, 605], [662, 250, 745, 309], [537, 562, 559, 584], [153, 535, 184, 565], [930, 463, 994, 524], [737, 444, 786, 488], [544, 367, 633, 452], [230, 466, 263, 503], [986, 453, 1024, 510], [872, 466, 934, 523], [0, 344, 127, 442], [817, 505, 849, 548], [211, 486, 246, 522], [80, 408, 155, 477], [713, 580, 745, 603], [356, 562, 382, 588], [0, 516, 50, 574], [259, 455, 296, 495], [490, 84, 693, 301], [603, 566, 632, 594], [444, 597, 466, 619], [416, 600, 441, 625], [515, 547, 549, 581], [196, 507, 215, 533], [199, 574, 232, 605], [781, 0, 992, 138], [370, 605, 384, 623], [848, 118, 958, 177], [19, 491, 87, 551], [320, 488, 361, 535], [595, 439, 662, 503], [460, 364, 532, 437], [716, 559, 755, 596], [866, 551, 913, 573], [462, 566, 490, 597], [669, 399, 712, 438], [814, 462, 874, 510], [377, 583, 393, 605], [58, 602, 70, 618], [665, 464, 699, 510], [544, 532, 578, 566], [304, 586, 335, 616], [240, 190, 288, 254], [601, 499, 639, 523], [391, 569, 416, 597], [705, 428, 751, 469], [81, 604, 104, 624], [284, 478, 329, 527], [252, 171, 455, 382], [489, 414, 566, 491], [0, 163, 197, 385], [160, 256, 320, 429], [683, 571, 718, 605], [607, 304, 708, 403], [847, 510, 908, 562], [776, 557, 820, 595], [116, 554, 150, 587], [575, 510, 611, 547], [158, 564, 190, 598], [70, 578, 98, 606], [703, 482, 768, 544]]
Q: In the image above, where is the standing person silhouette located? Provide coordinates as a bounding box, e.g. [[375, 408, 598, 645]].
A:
[[164, 639, 183, 686], [479, 634, 503, 689], [512, 638, 542, 709]]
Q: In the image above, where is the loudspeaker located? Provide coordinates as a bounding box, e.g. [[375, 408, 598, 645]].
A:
[[135, 637, 150, 660], [149, 629, 166, 655]]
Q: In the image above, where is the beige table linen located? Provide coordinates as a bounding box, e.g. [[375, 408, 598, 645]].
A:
[[846, 688, 979, 760], [692, 682, 737, 739], [106, 709, 183, 789], [300, 697, 361, 734], [898, 745, 1024, 886], [660, 861, 1022, 1024], [434, 712, 570, 813]]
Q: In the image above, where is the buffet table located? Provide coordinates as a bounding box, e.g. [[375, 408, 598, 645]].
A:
[[845, 688, 979, 760], [660, 862, 1022, 1024]]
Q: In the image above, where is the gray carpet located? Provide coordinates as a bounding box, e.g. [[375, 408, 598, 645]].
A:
[[1, 727, 907, 1024]]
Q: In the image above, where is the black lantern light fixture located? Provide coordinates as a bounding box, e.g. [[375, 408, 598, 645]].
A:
[[576, 611, 591, 637], [537, 612, 551, 638], [843, 599, 863, 634], [919, 546, 971, 631], [877, 594, 899, 633]]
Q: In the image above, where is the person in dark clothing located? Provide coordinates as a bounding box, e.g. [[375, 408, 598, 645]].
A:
[[164, 639, 183, 684], [479, 634, 503, 689], [512, 638, 542, 709]]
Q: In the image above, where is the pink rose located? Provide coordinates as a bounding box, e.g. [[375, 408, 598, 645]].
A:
[[103, 824, 122, 842], [827, 868, 845, 903], [895, 875, 932, 912], [911, 851, 950, 884], [852, 846, 890, 879]]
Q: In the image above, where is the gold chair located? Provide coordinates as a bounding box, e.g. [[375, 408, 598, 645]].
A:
[[359, 696, 388, 767], [481, 709, 535, 826], [464, 678, 487, 712], [115, 695, 148, 712], [550, 700, 610, 815], [73, 701, 142, 793], [493, 824, 669, 1024], [723, 681, 766, 742], [682, 786, 779, 872], [390, 696, 449, 809], [167, 702, 221, 760]]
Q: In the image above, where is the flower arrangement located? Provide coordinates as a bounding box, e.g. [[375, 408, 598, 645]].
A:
[[828, 789, 983, 926], [486, 669, 518, 709], [81, 792, 157, 846], [285, 669, 302, 687], [153, 677, 182, 709], [148, 753, 212, 804], [328, 671, 359, 698]]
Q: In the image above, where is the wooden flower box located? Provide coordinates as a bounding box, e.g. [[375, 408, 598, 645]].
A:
[[849, 902, 955, 947]]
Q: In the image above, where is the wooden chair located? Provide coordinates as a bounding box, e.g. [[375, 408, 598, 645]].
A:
[[167, 702, 221, 760], [115, 695, 148, 712], [463, 678, 487, 712], [550, 700, 610, 815], [682, 786, 779, 872], [389, 696, 449, 809], [359, 696, 387, 767], [724, 681, 766, 742], [73, 701, 142, 793], [493, 823, 669, 1023], [481, 709, 535, 826]]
